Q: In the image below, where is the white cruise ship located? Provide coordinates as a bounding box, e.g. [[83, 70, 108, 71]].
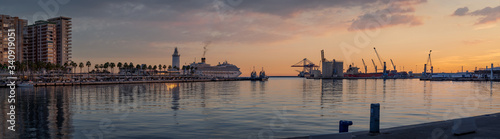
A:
[[190, 58, 242, 78]]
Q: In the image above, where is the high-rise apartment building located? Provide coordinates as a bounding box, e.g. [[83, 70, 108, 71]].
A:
[[48, 16, 72, 65], [0, 15, 27, 64], [24, 21, 58, 63]]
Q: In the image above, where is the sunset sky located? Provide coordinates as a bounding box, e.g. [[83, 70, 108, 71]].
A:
[[3, 0, 500, 76]]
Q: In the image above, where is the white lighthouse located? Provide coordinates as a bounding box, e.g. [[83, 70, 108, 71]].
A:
[[172, 47, 180, 70]]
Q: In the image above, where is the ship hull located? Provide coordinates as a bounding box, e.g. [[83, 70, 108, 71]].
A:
[[344, 72, 408, 79], [344, 73, 383, 78], [195, 71, 242, 78]]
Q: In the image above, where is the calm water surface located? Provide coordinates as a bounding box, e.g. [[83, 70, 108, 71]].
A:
[[1, 78, 499, 138]]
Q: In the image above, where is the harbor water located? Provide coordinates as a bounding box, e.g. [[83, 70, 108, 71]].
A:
[[1, 78, 499, 138]]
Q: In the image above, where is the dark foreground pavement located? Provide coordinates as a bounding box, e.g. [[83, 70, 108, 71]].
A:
[[290, 113, 500, 139]]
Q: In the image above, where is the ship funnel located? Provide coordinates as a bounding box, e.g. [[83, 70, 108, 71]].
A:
[[201, 57, 206, 63]]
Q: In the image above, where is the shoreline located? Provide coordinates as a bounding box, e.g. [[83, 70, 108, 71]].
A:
[[2, 77, 252, 87]]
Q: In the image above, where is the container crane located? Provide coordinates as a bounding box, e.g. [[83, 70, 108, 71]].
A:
[[424, 50, 433, 75], [390, 59, 396, 71], [371, 59, 377, 73], [362, 59, 367, 73], [291, 58, 319, 77]]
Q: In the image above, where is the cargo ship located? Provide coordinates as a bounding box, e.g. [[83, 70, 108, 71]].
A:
[[343, 65, 408, 79]]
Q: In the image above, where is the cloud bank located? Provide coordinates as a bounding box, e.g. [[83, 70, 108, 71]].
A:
[[453, 5, 500, 24], [0, 0, 428, 59]]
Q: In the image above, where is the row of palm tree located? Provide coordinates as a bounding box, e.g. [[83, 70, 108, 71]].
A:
[[1, 61, 67, 74], [1, 61, 196, 75]]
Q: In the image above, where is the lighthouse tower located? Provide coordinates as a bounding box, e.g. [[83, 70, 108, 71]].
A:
[[172, 47, 180, 69]]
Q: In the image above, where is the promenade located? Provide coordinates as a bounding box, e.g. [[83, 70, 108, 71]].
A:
[[292, 113, 500, 139]]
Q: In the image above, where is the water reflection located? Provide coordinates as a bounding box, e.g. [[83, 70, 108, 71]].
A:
[[170, 83, 180, 111], [0, 79, 499, 138], [0, 87, 74, 139], [320, 79, 343, 105], [319, 79, 343, 117], [423, 81, 433, 109]]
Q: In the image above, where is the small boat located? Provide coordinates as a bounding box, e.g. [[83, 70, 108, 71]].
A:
[[250, 67, 258, 80], [18, 81, 34, 87], [259, 68, 269, 81]]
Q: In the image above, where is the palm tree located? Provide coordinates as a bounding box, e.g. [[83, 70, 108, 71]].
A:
[[110, 62, 115, 74], [70, 61, 77, 74], [70, 61, 77, 81], [158, 64, 162, 73], [86, 61, 91, 72], [95, 64, 99, 72], [46, 62, 54, 73], [104, 62, 109, 73], [123, 62, 128, 74], [168, 65, 172, 70], [153, 65, 157, 74], [100, 64, 104, 73], [86, 61, 91, 79], [136, 64, 141, 75], [117, 62, 122, 71], [64, 62, 69, 73], [145, 65, 150, 75], [186, 65, 191, 75], [71, 62, 76, 75], [79, 62, 84, 81], [79, 62, 84, 73], [56, 63, 62, 74], [163, 65, 166, 72], [36, 61, 44, 73]]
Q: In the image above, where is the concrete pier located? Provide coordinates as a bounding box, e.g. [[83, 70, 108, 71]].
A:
[[289, 113, 500, 139], [351, 113, 500, 138]]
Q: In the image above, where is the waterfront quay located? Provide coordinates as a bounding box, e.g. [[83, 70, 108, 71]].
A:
[[291, 112, 500, 139], [0, 73, 250, 87], [349, 112, 500, 139]]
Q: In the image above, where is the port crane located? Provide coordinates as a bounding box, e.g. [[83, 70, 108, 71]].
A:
[[371, 59, 377, 73], [291, 58, 319, 77], [362, 59, 368, 73], [424, 50, 433, 74], [390, 59, 396, 71], [373, 47, 385, 67]]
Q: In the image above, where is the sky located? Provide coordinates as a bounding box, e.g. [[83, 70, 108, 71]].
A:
[[2, 0, 500, 76]]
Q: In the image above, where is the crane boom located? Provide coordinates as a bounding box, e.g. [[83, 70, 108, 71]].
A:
[[390, 59, 396, 71], [373, 47, 384, 66], [362, 59, 367, 73], [426, 50, 432, 67], [371, 59, 377, 73]]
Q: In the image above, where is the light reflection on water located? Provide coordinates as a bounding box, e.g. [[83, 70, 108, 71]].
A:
[[0, 78, 499, 138]]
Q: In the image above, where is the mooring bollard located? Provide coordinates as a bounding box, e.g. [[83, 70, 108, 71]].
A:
[[339, 120, 353, 133], [370, 103, 380, 133]]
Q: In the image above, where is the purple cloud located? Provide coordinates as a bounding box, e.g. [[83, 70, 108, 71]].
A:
[[348, 1, 426, 31], [453, 6, 500, 24], [453, 7, 469, 16]]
